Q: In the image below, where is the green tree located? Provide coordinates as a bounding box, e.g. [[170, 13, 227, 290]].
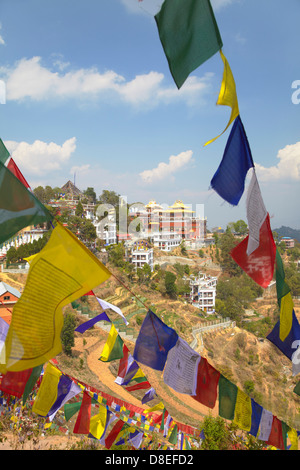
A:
[[75, 201, 84, 217], [219, 229, 242, 276], [165, 271, 177, 299], [61, 312, 76, 356], [84, 187, 97, 203], [201, 416, 235, 450]]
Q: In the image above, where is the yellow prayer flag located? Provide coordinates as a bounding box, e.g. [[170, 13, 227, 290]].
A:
[[89, 405, 108, 440], [204, 50, 239, 146], [131, 368, 146, 381], [288, 427, 298, 450], [144, 402, 165, 414], [32, 363, 62, 416], [233, 388, 252, 432], [2, 222, 111, 372], [99, 324, 123, 362], [279, 292, 294, 341]]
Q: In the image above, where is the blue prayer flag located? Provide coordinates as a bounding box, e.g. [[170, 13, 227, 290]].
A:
[[133, 310, 178, 371], [267, 310, 300, 361], [249, 398, 263, 437], [210, 115, 254, 205], [75, 312, 110, 334]]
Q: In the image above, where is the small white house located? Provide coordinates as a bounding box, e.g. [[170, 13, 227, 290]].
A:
[[190, 273, 217, 314], [131, 241, 154, 272]]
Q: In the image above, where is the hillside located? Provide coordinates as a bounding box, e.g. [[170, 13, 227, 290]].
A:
[[274, 226, 300, 243]]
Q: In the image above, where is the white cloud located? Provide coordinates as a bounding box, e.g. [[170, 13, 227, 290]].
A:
[[255, 141, 300, 182], [1, 56, 213, 108], [139, 150, 194, 184], [4, 137, 76, 176], [0, 23, 5, 45], [70, 164, 90, 175]]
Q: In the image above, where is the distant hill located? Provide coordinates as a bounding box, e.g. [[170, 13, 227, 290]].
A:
[[274, 226, 300, 243]]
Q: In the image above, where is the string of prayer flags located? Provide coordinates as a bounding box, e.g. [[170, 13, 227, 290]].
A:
[[99, 324, 124, 362], [75, 311, 111, 334], [0, 139, 10, 164], [2, 222, 111, 372], [204, 50, 239, 146], [218, 374, 238, 420], [246, 169, 268, 256], [163, 337, 201, 395], [154, 0, 223, 89], [192, 357, 220, 409], [230, 213, 276, 288], [249, 399, 263, 437], [0, 159, 53, 246], [133, 310, 178, 371], [233, 388, 252, 432], [96, 297, 128, 326], [210, 116, 254, 206]]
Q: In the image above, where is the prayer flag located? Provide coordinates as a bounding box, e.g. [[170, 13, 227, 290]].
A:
[[204, 50, 239, 146], [97, 297, 128, 325], [275, 249, 291, 301], [75, 312, 110, 334], [279, 292, 294, 342], [64, 401, 82, 421], [99, 324, 124, 362], [89, 405, 108, 440], [142, 387, 157, 405], [6, 157, 30, 189], [233, 388, 252, 432], [0, 317, 9, 364], [22, 364, 43, 405], [155, 0, 223, 89], [218, 375, 238, 420], [210, 116, 254, 205], [47, 374, 81, 421], [32, 363, 62, 416], [0, 159, 53, 246], [249, 399, 263, 437], [73, 391, 92, 435], [115, 345, 140, 385], [2, 222, 111, 372], [267, 416, 284, 450], [0, 139, 10, 165], [267, 310, 300, 361], [163, 337, 201, 395], [192, 356, 220, 409], [0, 368, 33, 398], [230, 213, 276, 288], [133, 310, 178, 371], [168, 423, 178, 445], [246, 169, 268, 256], [105, 418, 125, 449], [125, 381, 151, 392], [288, 427, 298, 450], [258, 408, 273, 441]]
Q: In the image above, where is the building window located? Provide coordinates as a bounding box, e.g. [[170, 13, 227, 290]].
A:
[[3, 296, 10, 300]]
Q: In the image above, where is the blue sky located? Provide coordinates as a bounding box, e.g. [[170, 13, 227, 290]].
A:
[[0, 0, 299, 230]]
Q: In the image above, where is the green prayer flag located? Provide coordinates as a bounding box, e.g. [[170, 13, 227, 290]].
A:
[[168, 423, 178, 445], [293, 381, 300, 396], [0, 160, 53, 245], [22, 364, 43, 405], [64, 401, 82, 421], [275, 249, 290, 303], [155, 0, 223, 89], [0, 139, 10, 165], [281, 421, 289, 450], [218, 375, 238, 420]]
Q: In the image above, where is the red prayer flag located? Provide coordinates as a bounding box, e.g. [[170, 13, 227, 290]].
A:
[[7, 158, 30, 189], [0, 369, 33, 398], [105, 419, 125, 449], [230, 214, 276, 288], [192, 357, 220, 409], [73, 391, 91, 434], [125, 381, 151, 392], [267, 416, 284, 450]]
